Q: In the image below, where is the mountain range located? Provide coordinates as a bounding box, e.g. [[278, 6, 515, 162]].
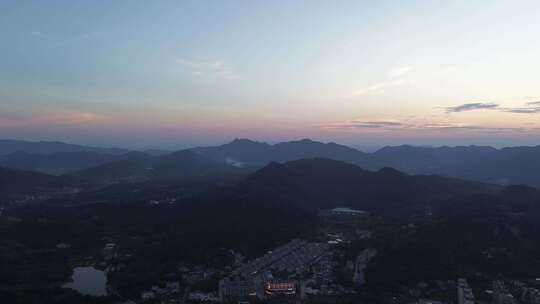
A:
[[0, 139, 129, 156], [0, 138, 539, 187], [193, 139, 540, 187]]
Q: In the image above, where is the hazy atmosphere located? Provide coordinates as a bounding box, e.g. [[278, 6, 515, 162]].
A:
[[3, 2, 540, 304], [2, 0, 540, 149]]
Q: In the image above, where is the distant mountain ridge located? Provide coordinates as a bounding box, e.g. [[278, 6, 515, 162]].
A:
[[68, 149, 245, 185], [0, 139, 129, 156], [0, 151, 121, 175], [1, 138, 539, 187], [0, 140, 172, 175], [191, 138, 380, 169], [373, 144, 540, 186], [191, 139, 540, 187]]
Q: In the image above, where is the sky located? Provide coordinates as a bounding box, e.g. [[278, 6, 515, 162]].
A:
[[1, 0, 540, 150]]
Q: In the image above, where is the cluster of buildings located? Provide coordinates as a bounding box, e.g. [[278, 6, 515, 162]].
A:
[[457, 278, 474, 304], [493, 280, 517, 304], [234, 239, 327, 277], [138, 263, 224, 303], [218, 239, 331, 302], [454, 279, 540, 304], [140, 281, 180, 301], [188, 291, 219, 302], [491, 280, 540, 304], [398, 278, 540, 304], [103, 242, 117, 261], [218, 269, 297, 301], [353, 248, 377, 286], [322, 207, 372, 245], [179, 264, 220, 285], [521, 287, 540, 304]]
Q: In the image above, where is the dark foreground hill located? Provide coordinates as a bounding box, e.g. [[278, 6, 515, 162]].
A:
[[0, 167, 82, 203], [232, 158, 494, 211], [368, 184, 540, 283], [68, 150, 246, 185], [151, 150, 244, 178], [173, 158, 497, 258]]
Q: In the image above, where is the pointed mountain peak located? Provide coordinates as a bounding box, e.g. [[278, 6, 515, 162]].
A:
[[232, 138, 255, 143], [377, 166, 405, 176], [228, 138, 267, 146]]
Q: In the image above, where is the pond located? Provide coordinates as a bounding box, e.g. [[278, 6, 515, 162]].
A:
[[63, 266, 108, 296]]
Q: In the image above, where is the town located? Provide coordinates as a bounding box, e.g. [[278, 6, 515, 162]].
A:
[[73, 207, 540, 304]]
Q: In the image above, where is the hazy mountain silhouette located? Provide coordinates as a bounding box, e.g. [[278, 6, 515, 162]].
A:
[[0, 139, 128, 156], [373, 144, 540, 186], [0, 151, 122, 175], [192, 139, 540, 187], [69, 150, 244, 185], [2, 138, 540, 187], [150, 150, 244, 179], [67, 151, 155, 184], [192, 138, 380, 169]]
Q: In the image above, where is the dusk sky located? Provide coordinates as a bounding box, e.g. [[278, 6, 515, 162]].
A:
[[1, 1, 539, 150]]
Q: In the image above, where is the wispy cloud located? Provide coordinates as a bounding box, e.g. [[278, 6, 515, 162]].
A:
[[352, 66, 412, 96], [176, 59, 239, 80], [445, 101, 540, 114], [322, 118, 538, 134], [389, 66, 412, 78], [445, 102, 499, 113], [326, 119, 405, 129], [352, 83, 386, 95], [324, 119, 476, 131], [0, 111, 107, 128], [502, 106, 540, 114]]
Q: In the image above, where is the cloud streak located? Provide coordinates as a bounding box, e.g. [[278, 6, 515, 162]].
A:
[[176, 59, 239, 80], [445, 101, 540, 114], [502, 107, 540, 114], [0, 112, 107, 128], [352, 79, 409, 96], [328, 120, 405, 129], [445, 103, 499, 113], [389, 66, 412, 78], [352, 66, 412, 96], [322, 118, 539, 134]]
